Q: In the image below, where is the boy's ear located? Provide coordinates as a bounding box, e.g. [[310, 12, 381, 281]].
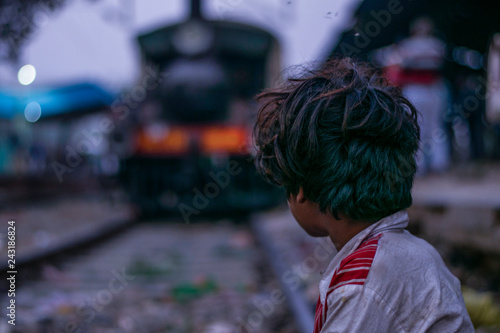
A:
[[297, 187, 307, 204]]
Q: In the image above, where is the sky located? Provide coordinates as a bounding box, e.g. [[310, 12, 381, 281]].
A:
[[0, 0, 362, 91]]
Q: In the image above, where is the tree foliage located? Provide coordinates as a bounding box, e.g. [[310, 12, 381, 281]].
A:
[[0, 0, 69, 62]]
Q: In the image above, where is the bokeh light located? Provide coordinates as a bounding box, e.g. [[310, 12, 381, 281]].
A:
[[18, 64, 37, 85], [24, 101, 42, 122]]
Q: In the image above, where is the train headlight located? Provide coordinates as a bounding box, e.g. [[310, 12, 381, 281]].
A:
[[172, 20, 214, 57]]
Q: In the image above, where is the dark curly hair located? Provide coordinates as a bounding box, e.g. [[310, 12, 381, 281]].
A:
[[253, 58, 420, 221]]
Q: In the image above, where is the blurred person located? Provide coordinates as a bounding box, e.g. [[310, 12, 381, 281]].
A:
[[253, 58, 474, 332], [380, 16, 451, 175]]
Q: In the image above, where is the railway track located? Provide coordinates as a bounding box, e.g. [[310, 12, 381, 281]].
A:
[[0, 218, 135, 276], [2, 209, 314, 333]]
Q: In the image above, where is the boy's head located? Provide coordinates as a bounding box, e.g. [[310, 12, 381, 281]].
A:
[[253, 58, 420, 222]]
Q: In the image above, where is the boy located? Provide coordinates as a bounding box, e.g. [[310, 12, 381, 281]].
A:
[[253, 58, 473, 332]]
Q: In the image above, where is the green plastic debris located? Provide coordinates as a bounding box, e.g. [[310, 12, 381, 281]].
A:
[[171, 278, 218, 303]]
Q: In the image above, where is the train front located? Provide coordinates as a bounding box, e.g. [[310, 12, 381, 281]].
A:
[[116, 18, 283, 216]]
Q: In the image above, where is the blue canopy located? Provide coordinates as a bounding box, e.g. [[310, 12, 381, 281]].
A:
[[0, 83, 114, 120]]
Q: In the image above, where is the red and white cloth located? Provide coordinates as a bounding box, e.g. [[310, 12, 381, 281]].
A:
[[313, 211, 474, 333]]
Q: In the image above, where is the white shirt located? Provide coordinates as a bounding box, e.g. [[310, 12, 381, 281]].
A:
[[314, 211, 474, 333]]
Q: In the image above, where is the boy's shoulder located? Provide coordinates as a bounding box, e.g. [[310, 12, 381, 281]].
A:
[[329, 229, 454, 293], [362, 229, 464, 312], [373, 229, 447, 274]]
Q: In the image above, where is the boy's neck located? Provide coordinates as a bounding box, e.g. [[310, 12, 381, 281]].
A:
[[326, 213, 373, 251], [287, 188, 374, 252]]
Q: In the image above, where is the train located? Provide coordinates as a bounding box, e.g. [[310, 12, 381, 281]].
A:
[[114, 0, 283, 217]]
